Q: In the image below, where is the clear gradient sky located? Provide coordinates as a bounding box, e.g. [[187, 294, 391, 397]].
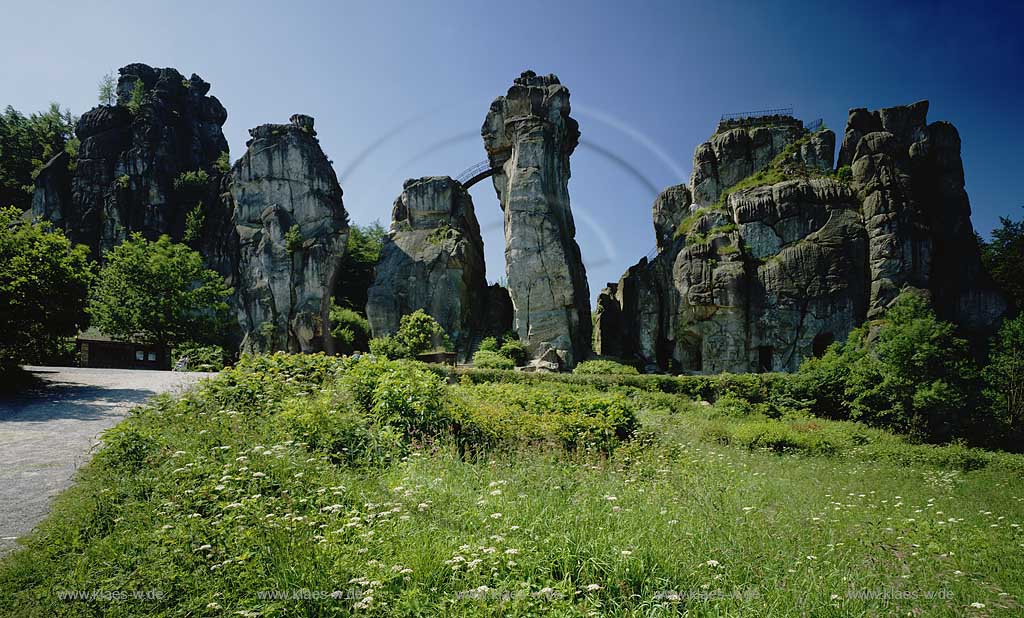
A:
[[2, 0, 1021, 303]]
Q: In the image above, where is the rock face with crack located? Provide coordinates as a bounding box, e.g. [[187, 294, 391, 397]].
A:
[[595, 103, 1005, 373], [366, 176, 511, 358], [227, 115, 349, 354], [482, 70, 591, 369]]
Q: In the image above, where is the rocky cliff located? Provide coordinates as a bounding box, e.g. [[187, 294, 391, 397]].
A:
[[595, 103, 1005, 373], [227, 115, 349, 354], [482, 71, 591, 369], [32, 63, 231, 271], [366, 176, 511, 357]]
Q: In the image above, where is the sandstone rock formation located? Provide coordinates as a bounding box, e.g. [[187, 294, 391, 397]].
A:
[[482, 71, 591, 369], [366, 176, 511, 357], [32, 64, 230, 265], [595, 104, 1005, 373], [227, 115, 349, 354]]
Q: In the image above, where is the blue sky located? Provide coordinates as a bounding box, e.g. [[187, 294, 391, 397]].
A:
[[3, 0, 1021, 303]]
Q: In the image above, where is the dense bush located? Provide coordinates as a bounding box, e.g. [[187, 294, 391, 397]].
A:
[[172, 169, 210, 193], [368, 310, 451, 360], [278, 391, 404, 467], [471, 349, 515, 370], [478, 336, 500, 353], [329, 304, 371, 354], [170, 343, 226, 372], [795, 291, 982, 442], [573, 359, 639, 375], [984, 314, 1024, 444]]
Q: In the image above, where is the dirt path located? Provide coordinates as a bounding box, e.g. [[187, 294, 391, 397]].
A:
[[0, 366, 211, 555]]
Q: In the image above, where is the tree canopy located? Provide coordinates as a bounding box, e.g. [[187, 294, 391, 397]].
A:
[[0, 104, 77, 211], [89, 234, 232, 348], [0, 207, 93, 371], [980, 207, 1024, 313], [334, 221, 386, 314]]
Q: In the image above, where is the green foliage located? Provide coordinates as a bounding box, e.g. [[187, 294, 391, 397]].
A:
[[214, 150, 231, 174], [984, 314, 1024, 443], [478, 336, 500, 353], [97, 73, 116, 106], [796, 291, 981, 442], [370, 310, 451, 359], [284, 224, 303, 253], [278, 390, 403, 467], [426, 223, 455, 245], [334, 221, 386, 312], [126, 78, 146, 115], [835, 165, 853, 182], [0, 208, 93, 372], [94, 423, 159, 472], [89, 234, 231, 348], [170, 342, 226, 372], [182, 202, 204, 244], [471, 349, 515, 370], [574, 359, 640, 375], [114, 174, 130, 190], [329, 303, 371, 354], [980, 207, 1024, 311], [0, 103, 78, 210], [172, 169, 210, 193], [498, 339, 528, 366]]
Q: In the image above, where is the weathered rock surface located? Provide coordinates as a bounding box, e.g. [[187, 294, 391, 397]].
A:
[[596, 104, 1005, 373], [32, 64, 230, 264], [227, 115, 348, 354], [482, 71, 591, 369], [367, 176, 510, 357]]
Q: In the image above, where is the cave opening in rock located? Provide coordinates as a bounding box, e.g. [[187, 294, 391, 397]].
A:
[[812, 332, 835, 357], [757, 346, 774, 373]]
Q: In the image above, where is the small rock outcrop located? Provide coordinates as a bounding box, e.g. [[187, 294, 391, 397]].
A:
[[367, 176, 510, 357], [32, 63, 230, 264], [482, 71, 591, 369], [227, 115, 349, 354], [595, 103, 1005, 373]]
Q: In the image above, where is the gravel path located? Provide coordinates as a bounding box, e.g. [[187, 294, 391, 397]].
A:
[[0, 366, 212, 555]]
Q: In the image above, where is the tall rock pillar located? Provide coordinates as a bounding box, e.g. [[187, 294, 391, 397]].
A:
[[482, 71, 591, 369], [227, 115, 349, 354]]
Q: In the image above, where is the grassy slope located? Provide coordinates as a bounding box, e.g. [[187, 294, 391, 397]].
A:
[[1, 367, 1022, 617]]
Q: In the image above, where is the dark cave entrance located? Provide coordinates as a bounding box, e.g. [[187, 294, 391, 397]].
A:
[[757, 346, 773, 373], [812, 332, 835, 357]]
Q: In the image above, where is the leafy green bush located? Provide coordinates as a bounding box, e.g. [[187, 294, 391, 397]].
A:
[[284, 224, 304, 253], [171, 343, 225, 372], [574, 359, 639, 375], [329, 304, 371, 354], [126, 79, 146, 114], [173, 169, 210, 193], [278, 391, 403, 466], [498, 339, 528, 366], [472, 349, 515, 370], [215, 150, 231, 173], [369, 310, 451, 360], [371, 364, 450, 438], [984, 314, 1024, 445], [796, 291, 982, 442], [835, 165, 853, 182], [478, 336, 500, 353], [95, 424, 159, 472]]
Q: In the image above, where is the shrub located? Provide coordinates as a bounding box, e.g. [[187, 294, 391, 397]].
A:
[[472, 350, 514, 370], [284, 224, 303, 253], [171, 343, 225, 372], [984, 314, 1024, 446], [478, 337, 500, 353], [173, 169, 210, 193], [836, 165, 853, 182], [215, 150, 231, 173], [574, 359, 639, 375], [96, 424, 159, 472], [498, 339, 528, 366], [370, 310, 451, 360], [329, 304, 371, 354], [126, 79, 146, 114], [370, 363, 450, 438], [278, 392, 403, 467]]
